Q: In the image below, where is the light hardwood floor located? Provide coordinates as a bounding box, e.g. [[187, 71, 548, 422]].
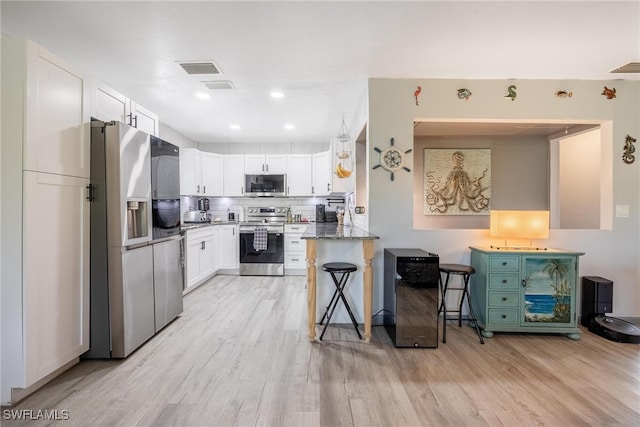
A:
[[3, 275, 639, 426]]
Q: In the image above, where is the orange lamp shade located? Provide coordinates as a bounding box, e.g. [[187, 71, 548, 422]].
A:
[[489, 210, 550, 239]]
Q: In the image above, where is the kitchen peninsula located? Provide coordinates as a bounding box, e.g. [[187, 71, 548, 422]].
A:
[[301, 223, 379, 341]]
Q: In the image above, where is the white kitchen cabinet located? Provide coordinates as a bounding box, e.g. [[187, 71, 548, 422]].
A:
[[180, 149, 223, 196], [93, 80, 159, 136], [312, 151, 331, 196], [244, 154, 287, 174], [287, 154, 313, 196], [22, 171, 91, 385], [2, 38, 91, 404], [223, 154, 245, 196], [218, 224, 239, 269], [284, 223, 308, 274], [201, 152, 223, 197], [17, 40, 91, 178], [185, 226, 216, 292]]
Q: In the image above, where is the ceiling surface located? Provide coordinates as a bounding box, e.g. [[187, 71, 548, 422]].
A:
[[1, 1, 638, 145]]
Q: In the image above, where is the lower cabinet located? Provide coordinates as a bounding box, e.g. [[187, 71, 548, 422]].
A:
[[185, 227, 216, 292], [218, 224, 239, 270], [285, 223, 308, 274], [22, 171, 91, 386], [184, 224, 239, 292], [469, 246, 584, 339]]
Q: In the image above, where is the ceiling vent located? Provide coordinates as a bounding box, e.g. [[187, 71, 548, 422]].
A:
[[203, 81, 235, 91], [610, 62, 640, 74], [177, 61, 222, 75]]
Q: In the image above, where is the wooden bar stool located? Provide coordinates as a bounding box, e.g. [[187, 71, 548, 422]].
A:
[[438, 263, 484, 344], [319, 262, 361, 340]]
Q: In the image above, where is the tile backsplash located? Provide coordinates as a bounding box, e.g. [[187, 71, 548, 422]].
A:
[[181, 196, 346, 222]]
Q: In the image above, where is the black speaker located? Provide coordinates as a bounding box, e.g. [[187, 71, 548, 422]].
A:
[[581, 276, 613, 327]]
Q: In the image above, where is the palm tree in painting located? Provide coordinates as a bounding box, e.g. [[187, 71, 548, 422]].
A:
[[543, 259, 571, 322]]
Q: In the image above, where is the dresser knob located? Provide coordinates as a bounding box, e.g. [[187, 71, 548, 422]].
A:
[[502, 297, 507, 301], [501, 314, 507, 319], [501, 262, 507, 266], [502, 279, 507, 283]]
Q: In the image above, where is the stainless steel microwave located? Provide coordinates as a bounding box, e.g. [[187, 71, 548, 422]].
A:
[[245, 174, 286, 197]]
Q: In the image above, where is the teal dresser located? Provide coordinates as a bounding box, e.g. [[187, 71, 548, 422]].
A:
[[469, 246, 585, 340]]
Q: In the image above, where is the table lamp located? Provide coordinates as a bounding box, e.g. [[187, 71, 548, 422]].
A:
[[489, 210, 550, 250]]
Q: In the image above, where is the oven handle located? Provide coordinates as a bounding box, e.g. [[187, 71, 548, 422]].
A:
[[240, 226, 284, 234]]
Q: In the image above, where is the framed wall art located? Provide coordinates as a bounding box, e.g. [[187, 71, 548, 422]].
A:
[[424, 148, 491, 215]]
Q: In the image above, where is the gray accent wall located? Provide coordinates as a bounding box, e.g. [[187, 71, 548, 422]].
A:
[[368, 78, 640, 318]]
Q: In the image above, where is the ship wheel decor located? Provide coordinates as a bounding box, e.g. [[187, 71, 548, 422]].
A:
[[373, 138, 412, 181]]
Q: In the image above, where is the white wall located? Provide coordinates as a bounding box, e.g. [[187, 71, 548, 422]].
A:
[[368, 78, 640, 318], [159, 123, 199, 149]]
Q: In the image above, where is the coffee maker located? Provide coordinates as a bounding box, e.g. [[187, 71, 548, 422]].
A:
[[315, 204, 325, 222]]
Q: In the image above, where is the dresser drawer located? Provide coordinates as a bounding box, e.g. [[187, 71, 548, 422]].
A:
[[488, 308, 519, 324], [488, 291, 519, 307], [488, 274, 519, 290], [489, 256, 519, 272]]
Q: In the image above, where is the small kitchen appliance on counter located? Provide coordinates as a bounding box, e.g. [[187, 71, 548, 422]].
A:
[[315, 204, 325, 222]]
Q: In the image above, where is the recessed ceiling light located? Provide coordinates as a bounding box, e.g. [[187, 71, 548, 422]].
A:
[[230, 124, 241, 130], [195, 92, 211, 100], [270, 91, 285, 99], [284, 124, 295, 130]]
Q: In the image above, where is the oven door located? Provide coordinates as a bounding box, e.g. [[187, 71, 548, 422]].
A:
[[239, 225, 284, 275]]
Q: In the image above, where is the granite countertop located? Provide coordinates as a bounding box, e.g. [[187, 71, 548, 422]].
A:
[[300, 223, 379, 240], [181, 221, 238, 232]]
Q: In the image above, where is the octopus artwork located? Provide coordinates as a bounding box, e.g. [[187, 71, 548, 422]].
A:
[[424, 149, 491, 215]]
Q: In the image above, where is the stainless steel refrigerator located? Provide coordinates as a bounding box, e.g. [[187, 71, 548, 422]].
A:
[[85, 121, 183, 359]]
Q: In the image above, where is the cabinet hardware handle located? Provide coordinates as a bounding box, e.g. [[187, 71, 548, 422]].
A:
[[265, 164, 269, 172], [241, 186, 244, 194], [201, 241, 205, 250], [127, 113, 132, 126], [262, 164, 265, 172], [133, 115, 138, 128], [203, 186, 206, 193], [502, 279, 507, 283], [291, 258, 299, 261], [521, 279, 527, 287], [197, 184, 200, 193], [312, 186, 315, 194], [502, 297, 507, 301], [502, 261, 507, 266], [86, 184, 95, 201], [501, 314, 507, 319], [327, 183, 330, 191]]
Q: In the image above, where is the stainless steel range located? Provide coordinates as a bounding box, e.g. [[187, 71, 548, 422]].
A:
[[239, 207, 286, 276]]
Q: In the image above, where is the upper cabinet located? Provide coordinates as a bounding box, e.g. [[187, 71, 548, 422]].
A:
[[92, 81, 159, 136], [312, 151, 331, 196], [287, 154, 313, 196], [5, 39, 90, 178], [244, 154, 287, 174], [180, 148, 222, 196], [223, 154, 245, 196], [200, 152, 223, 197]]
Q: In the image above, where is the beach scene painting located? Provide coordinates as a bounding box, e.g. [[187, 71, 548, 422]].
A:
[[522, 257, 574, 324]]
